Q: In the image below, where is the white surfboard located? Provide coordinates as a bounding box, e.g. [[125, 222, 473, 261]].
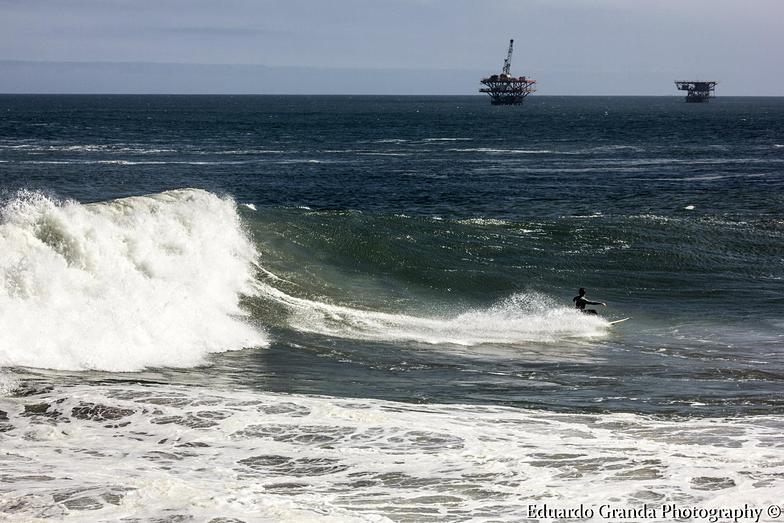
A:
[[608, 317, 630, 325]]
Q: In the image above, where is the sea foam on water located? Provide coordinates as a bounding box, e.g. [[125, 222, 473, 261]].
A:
[[0, 188, 267, 371], [256, 278, 608, 347]]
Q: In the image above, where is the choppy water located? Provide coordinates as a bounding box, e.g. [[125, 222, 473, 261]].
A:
[[1, 95, 783, 521]]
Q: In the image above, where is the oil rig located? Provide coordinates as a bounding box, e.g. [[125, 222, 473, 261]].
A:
[[480, 39, 536, 105], [674, 81, 718, 103]]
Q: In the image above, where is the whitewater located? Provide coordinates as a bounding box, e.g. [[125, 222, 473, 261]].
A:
[[2, 382, 782, 522], [0, 189, 266, 371]]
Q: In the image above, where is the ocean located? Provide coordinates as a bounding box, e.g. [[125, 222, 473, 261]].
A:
[[0, 95, 783, 521]]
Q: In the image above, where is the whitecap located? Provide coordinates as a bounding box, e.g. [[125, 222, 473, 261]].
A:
[[0, 188, 267, 371]]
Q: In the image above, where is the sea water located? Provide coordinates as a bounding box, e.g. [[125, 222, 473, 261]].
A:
[[0, 95, 783, 521]]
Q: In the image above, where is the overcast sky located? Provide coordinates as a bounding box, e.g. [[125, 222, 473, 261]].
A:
[[1, 0, 782, 95]]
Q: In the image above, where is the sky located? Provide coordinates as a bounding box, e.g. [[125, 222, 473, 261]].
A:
[[1, 0, 782, 95]]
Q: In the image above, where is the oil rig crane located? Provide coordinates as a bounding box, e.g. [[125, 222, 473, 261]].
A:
[[480, 39, 537, 105], [502, 39, 513, 76]]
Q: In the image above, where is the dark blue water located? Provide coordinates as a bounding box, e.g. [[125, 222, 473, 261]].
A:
[[1, 95, 783, 416], [3, 95, 782, 216]]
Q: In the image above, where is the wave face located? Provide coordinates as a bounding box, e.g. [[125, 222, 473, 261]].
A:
[[243, 208, 627, 351], [0, 189, 266, 371]]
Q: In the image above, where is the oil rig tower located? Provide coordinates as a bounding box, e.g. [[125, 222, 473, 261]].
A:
[[480, 39, 536, 105], [674, 81, 718, 103]]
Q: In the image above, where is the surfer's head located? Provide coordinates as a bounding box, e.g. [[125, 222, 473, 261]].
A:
[[578, 288, 586, 296]]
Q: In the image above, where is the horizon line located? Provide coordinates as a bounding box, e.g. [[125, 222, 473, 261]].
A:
[[2, 93, 781, 98]]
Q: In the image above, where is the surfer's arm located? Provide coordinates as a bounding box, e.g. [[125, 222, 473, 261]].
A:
[[585, 300, 606, 306]]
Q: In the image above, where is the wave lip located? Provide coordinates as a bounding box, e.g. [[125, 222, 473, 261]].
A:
[[0, 188, 267, 372]]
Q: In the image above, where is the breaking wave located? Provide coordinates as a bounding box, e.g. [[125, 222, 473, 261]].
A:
[[0, 188, 266, 371]]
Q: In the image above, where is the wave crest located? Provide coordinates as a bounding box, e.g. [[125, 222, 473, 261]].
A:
[[0, 188, 267, 371]]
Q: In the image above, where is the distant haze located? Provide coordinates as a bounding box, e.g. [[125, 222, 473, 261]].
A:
[[1, 0, 782, 95]]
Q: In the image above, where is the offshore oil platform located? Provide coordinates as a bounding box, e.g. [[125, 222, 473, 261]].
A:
[[674, 80, 718, 103], [480, 39, 536, 105]]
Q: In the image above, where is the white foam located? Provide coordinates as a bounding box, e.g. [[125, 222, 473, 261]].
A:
[[583, 144, 646, 153], [358, 152, 411, 157], [0, 188, 267, 371], [457, 217, 510, 226], [256, 280, 607, 346], [1, 383, 781, 521], [211, 149, 287, 154], [447, 147, 553, 154], [0, 143, 176, 154], [20, 160, 258, 166], [0, 371, 17, 395]]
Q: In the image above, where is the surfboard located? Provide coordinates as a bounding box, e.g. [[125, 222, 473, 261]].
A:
[[608, 317, 630, 325]]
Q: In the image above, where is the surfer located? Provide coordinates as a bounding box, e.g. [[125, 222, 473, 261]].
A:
[[573, 288, 606, 315]]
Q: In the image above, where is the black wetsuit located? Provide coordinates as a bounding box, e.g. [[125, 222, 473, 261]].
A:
[[573, 295, 602, 314]]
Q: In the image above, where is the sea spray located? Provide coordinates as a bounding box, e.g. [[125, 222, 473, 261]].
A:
[[255, 277, 607, 345], [0, 188, 267, 371]]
